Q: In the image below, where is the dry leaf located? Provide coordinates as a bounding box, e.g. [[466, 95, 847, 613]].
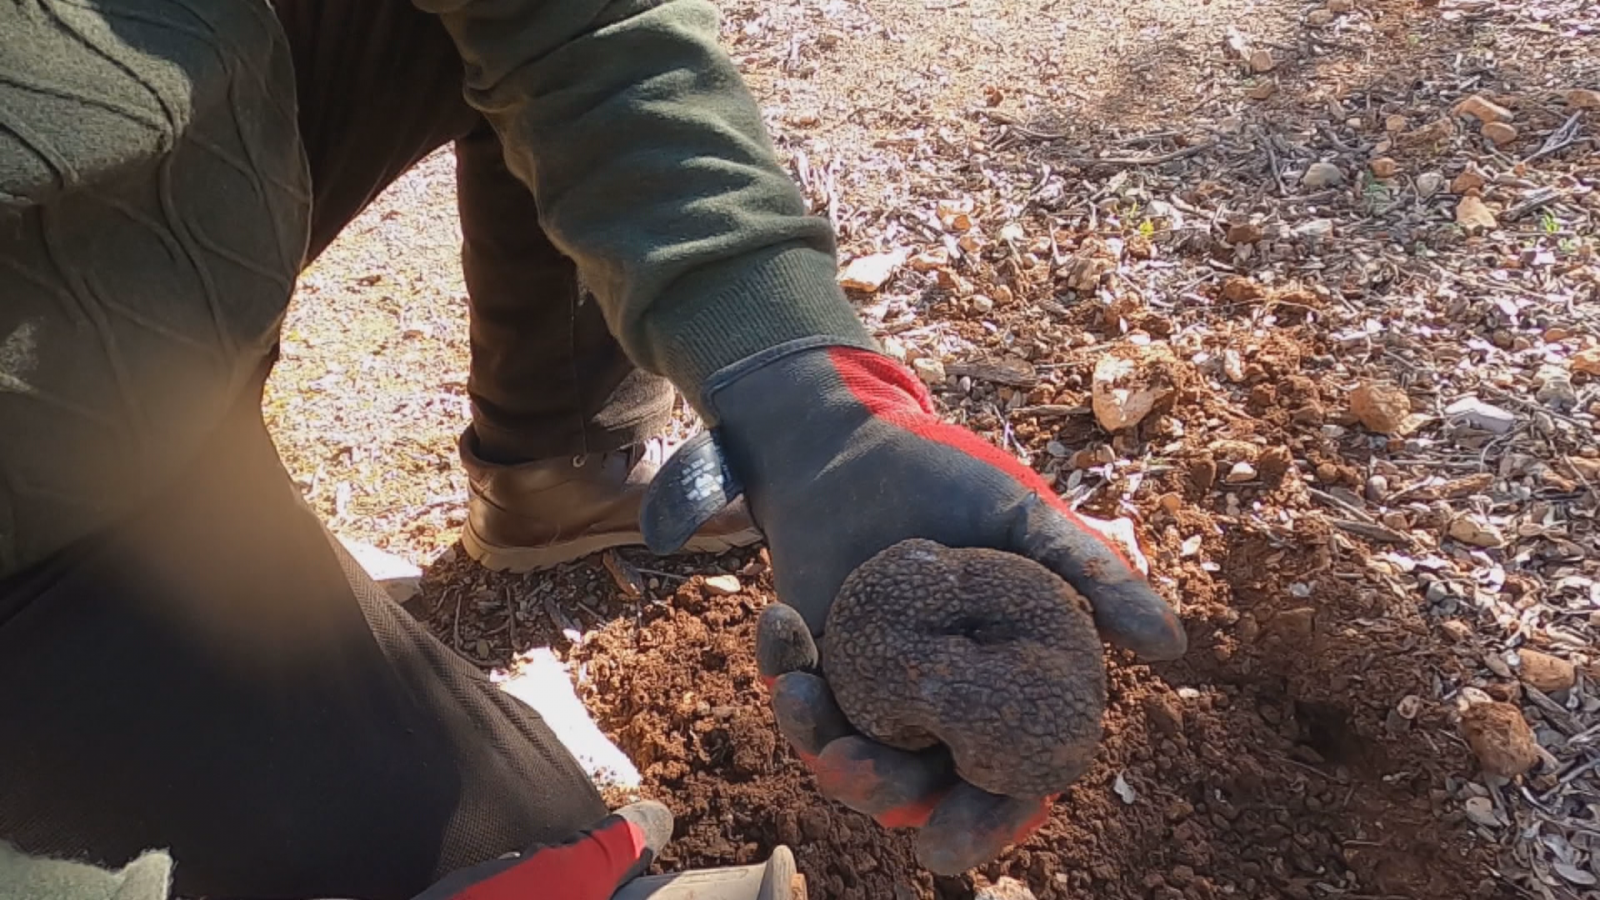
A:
[[1456, 195, 1498, 232], [1092, 344, 1181, 431]]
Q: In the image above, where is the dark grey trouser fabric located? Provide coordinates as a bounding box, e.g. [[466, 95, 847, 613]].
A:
[[0, 0, 685, 895], [0, 372, 609, 900]]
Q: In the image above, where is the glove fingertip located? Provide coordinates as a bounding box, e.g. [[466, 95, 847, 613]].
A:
[[813, 736, 953, 818], [756, 603, 819, 679], [1089, 583, 1188, 661], [612, 800, 675, 858], [915, 785, 1051, 876], [772, 672, 853, 758]]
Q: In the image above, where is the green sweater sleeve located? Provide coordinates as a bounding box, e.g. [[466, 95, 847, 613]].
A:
[[412, 0, 877, 411], [0, 842, 173, 900]]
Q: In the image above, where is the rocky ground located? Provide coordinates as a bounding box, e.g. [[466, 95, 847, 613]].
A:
[[264, 0, 1600, 896]]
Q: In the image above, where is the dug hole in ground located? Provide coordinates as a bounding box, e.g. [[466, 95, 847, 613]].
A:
[[275, 0, 1599, 896]]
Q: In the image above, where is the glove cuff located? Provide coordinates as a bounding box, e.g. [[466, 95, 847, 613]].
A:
[[642, 244, 880, 417]]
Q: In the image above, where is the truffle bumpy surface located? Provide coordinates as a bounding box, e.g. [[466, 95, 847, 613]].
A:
[[821, 539, 1108, 798]]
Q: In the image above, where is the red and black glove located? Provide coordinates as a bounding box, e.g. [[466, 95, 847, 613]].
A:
[[644, 344, 1187, 875], [410, 802, 671, 900]]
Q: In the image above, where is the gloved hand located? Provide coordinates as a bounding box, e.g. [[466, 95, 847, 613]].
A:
[[411, 802, 672, 900], [644, 344, 1187, 875]]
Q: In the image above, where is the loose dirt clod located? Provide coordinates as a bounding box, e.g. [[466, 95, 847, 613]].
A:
[[1459, 700, 1541, 778], [822, 540, 1107, 798], [1349, 382, 1415, 434], [1517, 649, 1576, 694]]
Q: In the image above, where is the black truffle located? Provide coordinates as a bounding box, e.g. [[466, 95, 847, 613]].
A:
[[822, 539, 1107, 797]]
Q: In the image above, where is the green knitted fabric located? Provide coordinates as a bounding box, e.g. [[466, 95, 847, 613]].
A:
[[416, 0, 878, 407]]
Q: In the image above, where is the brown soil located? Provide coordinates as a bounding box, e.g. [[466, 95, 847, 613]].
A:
[[575, 575, 939, 900], [575, 547, 1501, 900]]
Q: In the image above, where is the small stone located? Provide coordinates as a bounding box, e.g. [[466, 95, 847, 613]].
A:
[[1349, 382, 1413, 435], [975, 877, 1038, 900], [1424, 580, 1450, 604], [1454, 94, 1514, 124], [913, 357, 947, 386], [909, 248, 950, 271], [1369, 157, 1400, 178], [1248, 49, 1276, 73], [1484, 652, 1513, 679], [1158, 492, 1182, 513], [1327, 0, 1353, 10], [1481, 122, 1518, 146], [1221, 275, 1266, 303], [1459, 700, 1540, 778], [1384, 113, 1408, 133], [1570, 346, 1600, 376], [703, 574, 742, 596], [1315, 462, 1340, 483], [1246, 80, 1277, 101], [1302, 162, 1344, 188], [970, 294, 995, 314], [1226, 219, 1264, 244], [1444, 396, 1517, 434], [1565, 88, 1600, 110], [1536, 365, 1578, 409], [1417, 172, 1445, 197], [1463, 796, 1501, 828], [1307, 8, 1334, 26], [1456, 195, 1498, 233], [1364, 474, 1389, 501], [1291, 403, 1324, 426], [1451, 166, 1489, 194], [1381, 511, 1409, 531], [837, 250, 908, 293], [1448, 514, 1505, 549], [1440, 620, 1472, 641], [1517, 649, 1576, 693], [1225, 461, 1258, 483], [881, 336, 909, 363]]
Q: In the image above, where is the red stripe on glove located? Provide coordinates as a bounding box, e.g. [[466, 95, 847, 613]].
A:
[[452, 820, 649, 900], [828, 347, 1135, 570]]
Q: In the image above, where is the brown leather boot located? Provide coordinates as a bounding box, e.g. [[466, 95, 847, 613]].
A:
[[459, 429, 763, 571]]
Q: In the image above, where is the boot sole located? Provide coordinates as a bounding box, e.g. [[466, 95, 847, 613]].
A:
[[461, 520, 764, 573]]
